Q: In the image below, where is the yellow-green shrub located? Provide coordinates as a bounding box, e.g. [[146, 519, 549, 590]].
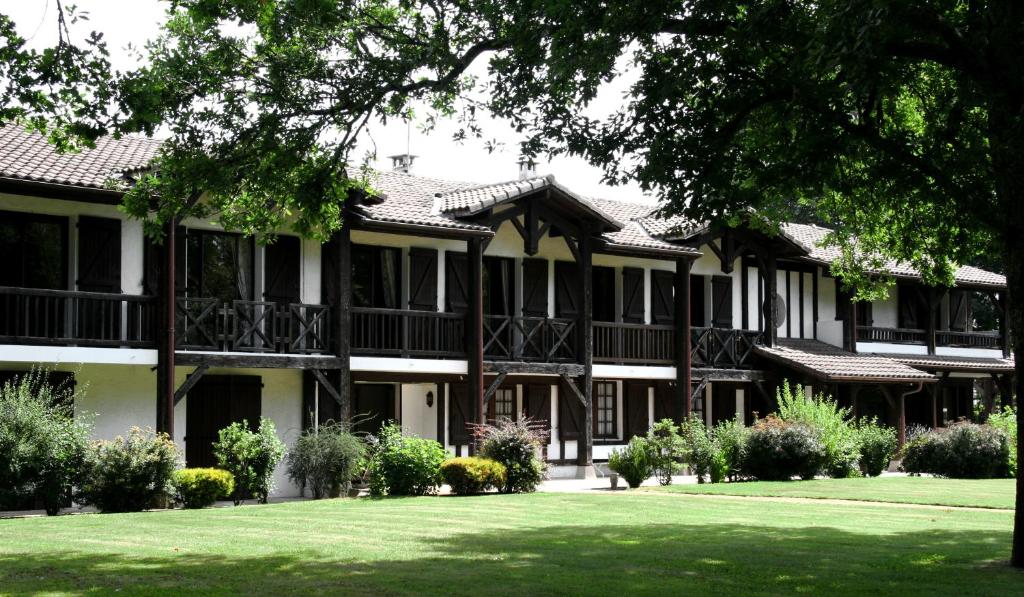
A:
[[440, 457, 506, 495], [173, 468, 235, 508]]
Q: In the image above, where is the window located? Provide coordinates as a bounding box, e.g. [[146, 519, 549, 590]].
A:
[[594, 382, 617, 438], [185, 230, 254, 303], [352, 245, 402, 308], [488, 388, 516, 424], [0, 211, 67, 289]]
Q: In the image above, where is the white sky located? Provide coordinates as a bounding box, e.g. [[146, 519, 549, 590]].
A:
[[3, 0, 653, 203]]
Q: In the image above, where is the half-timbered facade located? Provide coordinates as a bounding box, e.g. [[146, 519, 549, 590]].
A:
[[0, 126, 1014, 494]]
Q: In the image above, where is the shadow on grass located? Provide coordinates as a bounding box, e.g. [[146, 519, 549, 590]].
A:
[[0, 523, 1019, 595]]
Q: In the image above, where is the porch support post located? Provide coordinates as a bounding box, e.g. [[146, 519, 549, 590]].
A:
[[467, 237, 485, 430], [577, 231, 594, 470], [762, 253, 777, 347], [898, 392, 907, 448], [674, 257, 692, 422], [926, 288, 939, 355], [999, 292, 1011, 358], [334, 223, 352, 422], [156, 218, 176, 437]]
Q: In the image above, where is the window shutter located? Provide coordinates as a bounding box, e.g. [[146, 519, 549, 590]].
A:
[[711, 276, 733, 328], [625, 382, 650, 438], [650, 270, 674, 324], [554, 261, 580, 318], [690, 274, 706, 326], [653, 380, 675, 423], [524, 384, 551, 431], [521, 259, 548, 317], [949, 290, 970, 331], [263, 235, 301, 306], [835, 280, 852, 321], [445, 252, 469, 313], [558, 377, 583, 440], [448, 383, 473, 444], [408, 248, 438, 311], [856, 301, 874, 327], [622, 268, 645, 323], [320, 236, 338, 306], [898, 284, 919, 328], [77, 216, 121, 293]]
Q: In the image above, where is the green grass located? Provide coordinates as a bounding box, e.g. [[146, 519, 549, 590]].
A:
[[1, 493, 1020, 595], [645, 476, 1017, 509]]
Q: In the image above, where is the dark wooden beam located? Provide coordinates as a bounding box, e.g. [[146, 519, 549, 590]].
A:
[[691, 367, 769, 382], [483, 372, 508, 406], [156, 218, 177, 436], [691, 376, 710, 403], [578, 231, 594, 468], [173, 364, 210, 406], [674, 257, 692, 423], [999, 290, 1011, 358], [483, 361, 585, 376], [467, 237, 485, 427], [558, 373, 588, 407], [762, 252, 778, 347], [174, 352, 344, 369], [335, 222, 353, 421], [310, 369, 343, 406], [926, 288, 942, 355], [436, 382, 446, 446]]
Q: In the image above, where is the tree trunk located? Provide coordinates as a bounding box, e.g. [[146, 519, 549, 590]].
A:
[[1005, 233, 1023, 568]]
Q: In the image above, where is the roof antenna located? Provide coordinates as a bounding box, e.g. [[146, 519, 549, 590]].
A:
[[389, 118, 418, 173]]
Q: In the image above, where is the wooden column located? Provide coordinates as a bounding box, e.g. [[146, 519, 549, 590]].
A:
[[762, 253, 777, 347], [436, 383, 446, 447], [898, 392, 907, 448], [156, 219, 176, 437], [674, 257, 692, 422], [931, 385, 939, 428], [577, 232, 594, 468], [334, 224, 352, 422], [467, 237, 485, 429], [926, 288, 939, 355], [999, 292, 1011, 358]]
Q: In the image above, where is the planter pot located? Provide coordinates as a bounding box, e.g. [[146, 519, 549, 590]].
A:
[[609, 473, 619, 490], [347, 487, 361, 498]]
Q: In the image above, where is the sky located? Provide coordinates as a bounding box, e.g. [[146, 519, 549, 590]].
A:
[[3, 0, 653, 203]]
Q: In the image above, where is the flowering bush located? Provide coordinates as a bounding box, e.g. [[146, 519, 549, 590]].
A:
[[78, 427, 180, 513], [475, 417, 548, 493]]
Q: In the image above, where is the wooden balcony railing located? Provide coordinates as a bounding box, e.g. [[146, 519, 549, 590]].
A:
[[351, 307, 465, 358], [0, 286, 157, 348], [691, 327, 762, 369], [935, 330, 1002, 349], [856, 326, 926, 344], [484, 315, 577, 362], [176, 298, 331, 354], [593, 321, 675, 364]]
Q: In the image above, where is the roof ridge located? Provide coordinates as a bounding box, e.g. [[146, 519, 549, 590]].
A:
[[433, 173, 554, 198]]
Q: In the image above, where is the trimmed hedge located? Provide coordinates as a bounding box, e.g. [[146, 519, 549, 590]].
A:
[[743, 417, 825, 481], [901, 421, 1011, 479], [174, 468, 235, 508], [440, 457, 506, 495]]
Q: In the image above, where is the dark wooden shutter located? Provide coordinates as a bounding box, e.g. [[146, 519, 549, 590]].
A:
[[185, 375, 262, 468], [524, 383, 551, 431], [711, 383, 737, 426], [651, 270, 674, 324], [949, 290, 970, 331], [856, 301, 874, 327], [898, 284, 920, 328], [521, 258, 548, 316], [711, 275, 733, 328], [448, 383, 473, 444], [653, 380, 674, 422], [558, 377, 584, 440], [264, 235, 300, 306], [320, 237, 338, 306], [690, 274, 706, 326], [352, 383, 396, 435], [445, 252, 469, 313], [302, 370, 344, 430], [554, 261, 580, 318], [77, 216, 121, 293], [622, 267, 645, 323], [408, 248, 438, 311], [835, 280, 852, 321], [625, 382, 649, 438]]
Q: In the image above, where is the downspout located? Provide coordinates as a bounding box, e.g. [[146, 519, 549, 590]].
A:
[[898, 382, 926, 448]]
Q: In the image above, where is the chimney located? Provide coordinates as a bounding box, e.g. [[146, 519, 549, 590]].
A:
[[518, 157, 538, 180], [389, 154, 417, 174]]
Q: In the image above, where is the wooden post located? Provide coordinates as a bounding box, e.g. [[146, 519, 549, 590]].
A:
[[335, 224, 352, 422], [467, 237, 484, 429], [156, 219, 176, 437], [674, 257, 692, 422], [762, 253, 777, 347], [999, 292, 1011, 358], [436, 383, 446, 447], [898, 392, 907, 448], [931, 385, 939, 428], [926, 288, 939, 355], [577, 232, 594, 468]]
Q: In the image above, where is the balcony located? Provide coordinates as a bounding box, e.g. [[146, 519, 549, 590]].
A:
[[690, 327, 762, 369], [594, 321, 674, 365], [0, 286, 157, 348], [176, 298, 331, 354], [483, 315, 578, 362], [350, 307, 465, 359], [857, 326, 1003, 350]]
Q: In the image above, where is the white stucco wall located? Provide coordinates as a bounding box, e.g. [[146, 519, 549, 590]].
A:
[[400, 383, 439, 440]]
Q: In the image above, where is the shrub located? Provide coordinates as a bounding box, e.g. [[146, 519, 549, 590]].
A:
[[368, 423, 447, 496], [607, 437, 654, 488], [286, 423, 365, 499], [777, 381, 859, 478], [713, 418, 750, 482], [173, 468, 235, 508], [743, 417, 825, 481], [901, 421, 1011, 479], [475, 417, 549, 493], [679, 415, 714, 483], [0, 371, 90, 515], [987, 407, 1017, 476], [855, 419, 898, 477], [440, 457, 507, 495], [646, 419, 685, 485], [213, 418, 286, 504], [78, 427, 180, 513]]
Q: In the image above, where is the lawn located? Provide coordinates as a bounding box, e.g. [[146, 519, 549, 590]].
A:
[[1, 492, 1020, 595], [644, 476, 1017, 509]]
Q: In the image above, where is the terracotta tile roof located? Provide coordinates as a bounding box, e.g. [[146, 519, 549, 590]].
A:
[[0, 124, 160, 190], [781, 222, 1006, 288], [355, 169, 491, 233], [886, 354, 1016, 373], [588, 198, 700, 256], [754, 339, 936, 383]]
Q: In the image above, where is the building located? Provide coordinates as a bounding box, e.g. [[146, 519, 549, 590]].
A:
[[0, 125, 1014, 494]]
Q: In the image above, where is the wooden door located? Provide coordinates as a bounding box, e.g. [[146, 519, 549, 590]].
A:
[[408, 248, 438, 311], [651, 270, 674, 324], [264, 235, 300, 307], [711, 276, 733, 329], [185, 375, 262, 468], [558, 377, 584, 440], [524, 383, 551, 431], [352, 384, 396, 435], [77, 216, 122, 341], [622, 268, 645, 323], [521, 259, 548, 317], [448, 383, 473, 444], [625, 382, 650, 438]]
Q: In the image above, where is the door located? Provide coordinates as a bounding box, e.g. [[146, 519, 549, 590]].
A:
[[625, 382, 650, 438], [524, 383, 552, 432], [264, 235, 300, 307], [352, 384, 396, 435], [711, 383, 738, 426], [76, 216, 122, 341], [651, 270, 674, 324], [621, 268, 644, 323], [185, 375, 262, 468]]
